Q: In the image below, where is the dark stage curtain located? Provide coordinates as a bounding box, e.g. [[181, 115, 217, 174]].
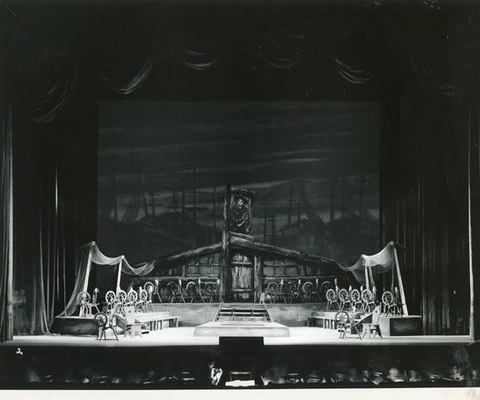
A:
[[0, 106, 14, 342], [381, 84, 473, 335], [12, 104, 97, 335]]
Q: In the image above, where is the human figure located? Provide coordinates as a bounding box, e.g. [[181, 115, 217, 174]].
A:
[[209, 361, 223, 386], [361, 367, 375, 383], [408, 369, 424, 382], [346, 368, 362, 383], [371, 371, 385, 385], [387, 367, 406, 382], [230, 196, 251, 234], [447, 365, 466, 382]]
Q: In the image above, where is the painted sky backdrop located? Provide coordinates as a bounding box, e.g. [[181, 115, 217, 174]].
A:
[[98, 101, 379, 260]]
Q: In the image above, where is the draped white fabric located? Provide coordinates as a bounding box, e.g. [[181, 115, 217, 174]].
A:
[[58, 242, 155, 317], [57, 243, 92, 318], [338, 241, 397, 287]]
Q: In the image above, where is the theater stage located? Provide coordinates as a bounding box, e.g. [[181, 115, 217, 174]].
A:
[[0, 327, 472, 348]]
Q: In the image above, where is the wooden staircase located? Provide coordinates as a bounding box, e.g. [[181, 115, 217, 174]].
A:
[[214, 303, 272, 322], [194, 302, 289, 337]]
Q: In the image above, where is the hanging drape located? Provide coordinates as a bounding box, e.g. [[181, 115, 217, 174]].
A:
[[332, 54, 376, 85], [338, 241, 397, 287], [0, 106, 14, 342], [169, 26, 225, 71], [6, 3, 474, 122], [256, 28, 305, 70], [59, 242, 155, 317], [317, 11, 378, 85], [58, 243, 92, 318], [22, 62, 79, 123], [380, 82, 472, 335], [410, 52, 462, 98], [10, 98, 97, 336], [38, 153, 69, 326], [97, 50, 157, 95]]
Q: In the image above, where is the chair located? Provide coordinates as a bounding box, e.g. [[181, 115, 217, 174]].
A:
[[123, 306, 142, 338], [362, 305, 382, 338]]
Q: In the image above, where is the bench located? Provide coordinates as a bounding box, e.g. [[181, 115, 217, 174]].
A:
[[134, 312, 179, 331], [309, 314, 337, 329]]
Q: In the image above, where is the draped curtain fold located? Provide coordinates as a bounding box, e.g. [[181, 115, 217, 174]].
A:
[[319, 17, 378, 85], [410, 52, 462, 98], [97, 50, 157, 95], [3, 4, 477, 126], [22, 62, 80, 123], [256, 28, 305, 70], [169, 26, 226, 71], [332, 54, 376, 85]]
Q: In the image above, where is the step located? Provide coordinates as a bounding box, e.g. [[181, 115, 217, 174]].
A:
[[216, 317, 271, 322], [218, 310, 268, 314]]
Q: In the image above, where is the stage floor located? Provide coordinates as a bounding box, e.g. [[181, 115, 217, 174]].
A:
[[0, 327, 473, 348]]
